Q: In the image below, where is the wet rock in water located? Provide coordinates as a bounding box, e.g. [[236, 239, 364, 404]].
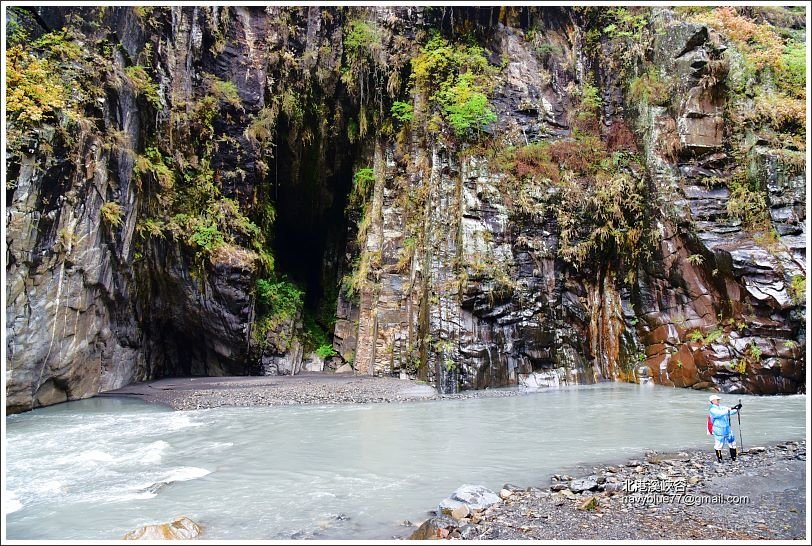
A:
[[408, 516, 457, 540], [122, 516, 202, 540], [141, 481, 171, 495]]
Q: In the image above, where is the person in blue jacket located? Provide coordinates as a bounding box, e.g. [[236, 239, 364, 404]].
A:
[[708, 394, 742, 463]]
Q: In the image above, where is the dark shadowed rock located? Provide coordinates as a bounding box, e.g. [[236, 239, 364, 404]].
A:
[[569, 476, 600, 493], [408, 516, 457, 540]]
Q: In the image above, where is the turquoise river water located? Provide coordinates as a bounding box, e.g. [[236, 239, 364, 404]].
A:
[[4, 383, 807, 539]]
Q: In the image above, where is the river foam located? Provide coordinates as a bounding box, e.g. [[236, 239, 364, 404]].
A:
[[4, 491, 23, 515]]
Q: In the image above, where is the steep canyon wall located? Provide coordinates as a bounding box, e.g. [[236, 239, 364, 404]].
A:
[[5, 6, 806, 412]]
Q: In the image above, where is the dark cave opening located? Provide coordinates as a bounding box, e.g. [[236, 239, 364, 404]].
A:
[[271, 121, 355, 325]]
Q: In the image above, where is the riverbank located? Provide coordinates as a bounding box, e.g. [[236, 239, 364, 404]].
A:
[[409, 440, 807, 540], [97, 373, 527, 410], [10, 380, 805, 541]]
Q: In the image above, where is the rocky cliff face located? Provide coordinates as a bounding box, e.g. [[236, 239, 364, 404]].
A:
[[5, 6, 806, 412]]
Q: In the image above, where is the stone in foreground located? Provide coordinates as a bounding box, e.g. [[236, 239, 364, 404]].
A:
[[438, 484, 501, 515], [408, 516, 457, 540], [577, 495, 598, 511], [569, 476, 600, 493], [123, 516, 202, 540]]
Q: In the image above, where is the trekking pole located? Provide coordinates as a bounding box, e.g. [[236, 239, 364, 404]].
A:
[[737, 398, 744, 453]]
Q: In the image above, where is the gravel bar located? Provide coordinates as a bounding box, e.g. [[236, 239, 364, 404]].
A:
[[97, 373, 526, 410]]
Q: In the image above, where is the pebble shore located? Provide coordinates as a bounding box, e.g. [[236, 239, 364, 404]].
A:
[[410, 440, 807, 540], [99, 373, 526, 410]]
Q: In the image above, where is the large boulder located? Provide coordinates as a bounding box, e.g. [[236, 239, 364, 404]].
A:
[[438, 484, 501, 515], [408, 516, 457, 540]]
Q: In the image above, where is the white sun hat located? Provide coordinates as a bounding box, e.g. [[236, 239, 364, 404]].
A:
[[709, 394, 721, 402]]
